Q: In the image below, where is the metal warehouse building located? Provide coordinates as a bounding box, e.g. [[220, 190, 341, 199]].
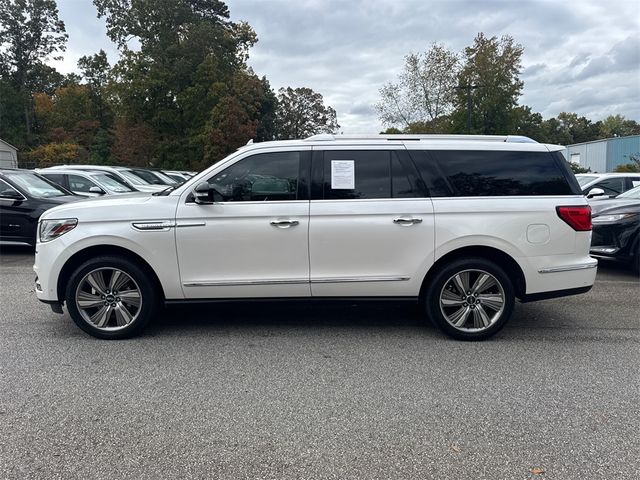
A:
[[0, 138, 18, 168], [563, 135, 640, 173]]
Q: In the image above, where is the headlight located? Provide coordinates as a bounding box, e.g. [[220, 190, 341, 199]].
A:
[[39, 218, 78, 242], [592, 213, 638, 224]]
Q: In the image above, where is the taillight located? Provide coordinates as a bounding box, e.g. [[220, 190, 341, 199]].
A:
[[556, 205, 592, 231]]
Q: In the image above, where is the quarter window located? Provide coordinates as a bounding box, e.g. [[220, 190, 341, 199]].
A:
[[208, 151, 301, 202], [410, 150, 573, 196]]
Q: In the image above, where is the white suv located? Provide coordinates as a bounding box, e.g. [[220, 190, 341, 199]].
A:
[[34, 134, 597, 340]]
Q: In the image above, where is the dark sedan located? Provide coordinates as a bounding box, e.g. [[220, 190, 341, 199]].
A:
[[590, 185, 640, 273], [0, 169, 80, 247]]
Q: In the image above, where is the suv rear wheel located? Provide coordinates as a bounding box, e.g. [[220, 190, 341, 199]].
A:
[[425, 257, 515, 340], [65, 256, 159, 339]]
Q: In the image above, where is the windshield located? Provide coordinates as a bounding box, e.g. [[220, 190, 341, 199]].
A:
[[129, 169, 176, 185], [576, 175, 598, 187], [5, 171, 68, 198], [93, 173, 135, 193], [118, 170, 150, 186], [617, 185, 640, 199]]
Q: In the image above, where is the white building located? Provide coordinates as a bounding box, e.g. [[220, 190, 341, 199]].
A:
[[0, 138, 18, 168], [564, 135, 640, 173]]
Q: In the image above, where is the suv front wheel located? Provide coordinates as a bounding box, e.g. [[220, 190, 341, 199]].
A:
[[425, 257, 515, 340], [65, 256, 159, 339]]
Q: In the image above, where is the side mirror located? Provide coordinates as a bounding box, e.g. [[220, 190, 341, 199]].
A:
[[586, 187, 605, 198], [192, 182, 223, 204], [89, 186, 105, 195]]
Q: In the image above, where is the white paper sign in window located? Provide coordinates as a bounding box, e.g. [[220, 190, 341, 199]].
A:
[[331, 160, 355, 189]]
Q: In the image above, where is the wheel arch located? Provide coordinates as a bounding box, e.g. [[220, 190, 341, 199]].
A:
[[57, 245, 166, 304], [419, 245, 526, 301]]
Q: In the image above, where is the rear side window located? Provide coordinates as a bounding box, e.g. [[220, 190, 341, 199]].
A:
[[322, 150, 422, 199], [410, 150, 574, 196]]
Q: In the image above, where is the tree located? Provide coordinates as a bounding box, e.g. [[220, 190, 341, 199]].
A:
[[452, 33, 524, 134], [78, 50, 111, 124], [0, 0, 68, 140], [599, 115, 640, 139], [274, 87, 339, 139], [375, 43, 459, 130], [94, 0, 258, 167]]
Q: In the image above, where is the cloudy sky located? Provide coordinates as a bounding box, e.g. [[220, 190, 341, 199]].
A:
[[51, 0, 639, 133]]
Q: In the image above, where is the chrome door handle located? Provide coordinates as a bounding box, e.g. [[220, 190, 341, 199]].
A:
[[393, 217, 423, 225], [270, 220, 299, 228]]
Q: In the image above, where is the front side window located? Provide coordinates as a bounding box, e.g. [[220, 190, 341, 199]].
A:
[[0, 178, 23, 199], [68, 174, 99, 193], [208, 151, 301, 202], [595, 178, 625, 196]]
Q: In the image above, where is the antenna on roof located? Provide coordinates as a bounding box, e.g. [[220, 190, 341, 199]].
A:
[[246, 139, 254, 145]]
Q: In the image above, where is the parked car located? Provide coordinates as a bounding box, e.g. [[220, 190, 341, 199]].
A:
[[39, 169, 140, 196], [34, 134, 596, 341], [590, 185, 640, 273], [0, 169, 79, 246], [43, 165, 167, 193], [576, 173, 640, 199]]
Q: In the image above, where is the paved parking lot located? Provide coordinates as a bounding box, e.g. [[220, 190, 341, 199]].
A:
[[1, 246, 639, 479]]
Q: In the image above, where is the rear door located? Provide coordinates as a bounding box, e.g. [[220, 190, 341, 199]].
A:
[[308, 147, 435, 297]]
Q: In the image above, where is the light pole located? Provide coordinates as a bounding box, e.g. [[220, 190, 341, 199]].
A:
[[455, 84, 480, 133]]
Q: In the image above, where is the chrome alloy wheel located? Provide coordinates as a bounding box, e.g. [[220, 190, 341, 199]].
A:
[[439, 269, 505, 332], [75, 268, 142, 331]]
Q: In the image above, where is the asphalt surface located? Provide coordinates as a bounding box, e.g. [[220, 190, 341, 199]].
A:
[[0, 246, 639, 479]]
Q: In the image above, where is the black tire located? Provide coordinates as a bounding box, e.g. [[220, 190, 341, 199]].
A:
[[65, 255, 159, 339], [425, 257, 515, 341]]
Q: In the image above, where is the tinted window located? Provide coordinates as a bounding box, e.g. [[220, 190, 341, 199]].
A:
[[411, 150, 573, 196], [208, 151, 300, 202], [322, 151, 421, 200]]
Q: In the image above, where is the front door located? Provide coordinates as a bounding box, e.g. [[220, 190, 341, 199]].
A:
[[0, 179, 34, 244], [175, 148, 311, 298]]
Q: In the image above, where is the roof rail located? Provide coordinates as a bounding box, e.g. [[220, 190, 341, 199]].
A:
[[304, 134, 537, 143]]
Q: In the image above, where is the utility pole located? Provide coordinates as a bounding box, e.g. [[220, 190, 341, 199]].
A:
[[455, 84, 480, 133]]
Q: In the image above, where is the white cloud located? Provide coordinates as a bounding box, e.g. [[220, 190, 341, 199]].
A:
[[52, 0, 640, 132]]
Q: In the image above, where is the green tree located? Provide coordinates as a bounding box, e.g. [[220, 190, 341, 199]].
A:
[[452, 33, 524, 134], [274, 87, 339, 139], [94, 0, 258, 167], [375, 43, 459, 130], [599, 115, 640, 139], [0, 0, 67, 140], [78, 50, 111, 125]]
